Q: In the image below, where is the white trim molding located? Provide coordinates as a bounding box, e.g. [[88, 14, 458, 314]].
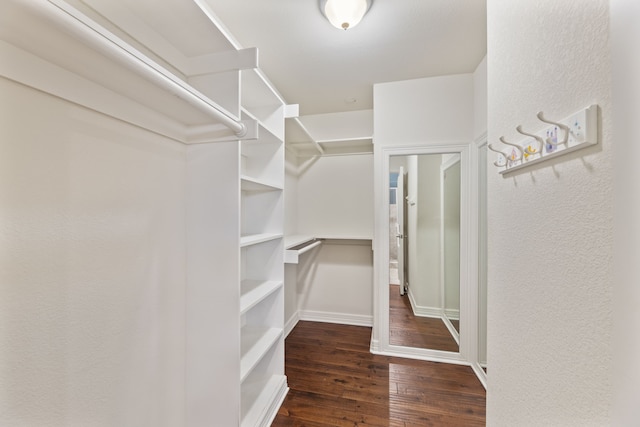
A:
[[299, 310, 373, 327]]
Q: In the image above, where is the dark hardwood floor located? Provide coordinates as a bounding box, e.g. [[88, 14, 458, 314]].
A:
[[389, 285, 459, 352], [272, 321, 486, 426]]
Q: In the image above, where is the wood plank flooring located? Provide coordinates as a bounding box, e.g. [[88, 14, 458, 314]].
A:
[[272, 321, 485, 426], [389, 285, 459, 352]]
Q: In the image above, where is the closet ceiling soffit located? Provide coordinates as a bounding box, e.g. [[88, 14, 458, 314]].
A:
[[202, 0, 487, 116]]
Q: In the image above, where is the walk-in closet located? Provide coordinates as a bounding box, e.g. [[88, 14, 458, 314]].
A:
[[1, 0, 622, 426]]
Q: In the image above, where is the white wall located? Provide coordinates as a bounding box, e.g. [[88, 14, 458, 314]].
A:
[[374, 74, 474, 145], [611, 1, 640, 425], [284, 150, 300, 331], [284, 150, 299, 237], [473, 56, 488, 139], [295, 241, 373, 326], [408, 155, 442, 311], [285, 153, 374, 327], [0, 79, 186, 426], [443, 159, 461, 316], [473, 54, 488, 370], [486, 1, 612, 425], [297, 154, 373, 239]]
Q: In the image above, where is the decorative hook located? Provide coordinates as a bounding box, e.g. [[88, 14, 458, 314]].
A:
[[536, 111, 569, 146], [487, 144, 508, 167], [499, 136, 524, 162], [515, 125, 545, 156]]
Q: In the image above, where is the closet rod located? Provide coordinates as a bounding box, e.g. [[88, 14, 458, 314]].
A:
[[296, 240, 322, 255], [25, 0, 247, 137]]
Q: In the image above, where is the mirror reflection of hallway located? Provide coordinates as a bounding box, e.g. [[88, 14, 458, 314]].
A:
[[388, 154, 460, 353]]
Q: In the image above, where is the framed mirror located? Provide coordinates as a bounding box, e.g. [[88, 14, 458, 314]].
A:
[[372, 143, 471, 364]]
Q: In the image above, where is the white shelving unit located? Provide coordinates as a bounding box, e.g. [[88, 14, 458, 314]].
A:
[[239, 66, 288, 427], [1, 1, 290, 426]]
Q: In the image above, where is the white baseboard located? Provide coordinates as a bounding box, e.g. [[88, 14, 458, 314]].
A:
[[284, 312, 300, 337], [255, 376, 289, 427], [369, 338, 380, 353], [298, 310, 373, 327], [444, 308, 460, 321], [407, 288, 444, 318]]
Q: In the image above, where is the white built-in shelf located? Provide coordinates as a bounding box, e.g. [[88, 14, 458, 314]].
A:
[[284, 235, 372, 263], [2, 1, 251, 144], [241, 176, 283, 192], [318, 235, 373, 241], [284, 236, 321, 264], [284, 235, 315, 249], [240, 327, 283, 382], [240, 374, 288, 427], [241, 69, 284, 125], [241, 108, 282, 145], [240, 233, 283, 248], [240, 280, 283, 315]]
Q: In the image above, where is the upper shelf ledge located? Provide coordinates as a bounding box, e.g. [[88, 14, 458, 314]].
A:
[[22, 0, 246, 136], [2, 0, 290, 144]]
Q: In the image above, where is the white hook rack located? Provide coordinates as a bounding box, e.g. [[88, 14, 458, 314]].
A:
[[492, 104, 598, 175]]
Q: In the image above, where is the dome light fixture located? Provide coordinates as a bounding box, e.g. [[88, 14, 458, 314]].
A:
[[319, 0, 373, 30]]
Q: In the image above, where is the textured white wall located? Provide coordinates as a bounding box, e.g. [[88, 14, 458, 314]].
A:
[[486, 1, 612, 425], [473, 56, 488, 140], [0, 79, 186, 426], [611, 1, 640, 425]]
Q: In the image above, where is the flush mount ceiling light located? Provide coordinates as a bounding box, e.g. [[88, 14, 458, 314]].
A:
[[319, 0, 372, 30]]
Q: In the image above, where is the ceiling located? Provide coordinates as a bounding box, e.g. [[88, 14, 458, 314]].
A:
[[204, 0, 487, 117]]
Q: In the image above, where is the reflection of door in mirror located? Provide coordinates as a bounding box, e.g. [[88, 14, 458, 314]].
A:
[[442, 157, 461, 342], [389, 160, 408, 298], [388, 154, 460, 353]]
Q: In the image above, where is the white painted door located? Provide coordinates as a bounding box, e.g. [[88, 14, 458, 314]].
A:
[[397, 167, 406, 295]]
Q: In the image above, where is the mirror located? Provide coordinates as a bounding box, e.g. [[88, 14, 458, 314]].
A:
[[387, 153, 461, 353]]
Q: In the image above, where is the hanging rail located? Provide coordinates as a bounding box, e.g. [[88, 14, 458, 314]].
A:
[[22, 0, 247, 137]]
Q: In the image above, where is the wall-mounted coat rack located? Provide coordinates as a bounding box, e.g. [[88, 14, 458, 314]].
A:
[[490, 104, 598, 175]]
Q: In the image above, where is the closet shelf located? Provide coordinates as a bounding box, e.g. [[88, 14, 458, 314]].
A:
[[241, 69, 287, 140], [241, 108, 283, 145], [240, 233, 283, 247], [240, 327, 283, 382], [4, 0, 253, 144], [240, 280, 283, 315], [240, 374, 288, 427], [285, 237, 322, 264], [241, 176, 283, 192], [284, 235, 316, 248]]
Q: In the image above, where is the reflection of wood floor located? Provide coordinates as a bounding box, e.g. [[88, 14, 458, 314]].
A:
[[272, 321, 486, 426], [389, 285, 459, 352]]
